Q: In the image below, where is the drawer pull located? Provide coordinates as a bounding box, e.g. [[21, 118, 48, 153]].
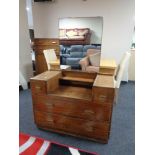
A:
[[49, 119, 55, 124], [99, 95, 107, 101], [49, 119, 54, 123], [85, 124, 93, 132], [85, 122, 94, 132], [86, 127, 93, 132], [46, 117, 54, 123], [44, 102, 55, 107], [52, 41, 57, 44], [84, 110, 95, 115], [35, 86, 41, 90]]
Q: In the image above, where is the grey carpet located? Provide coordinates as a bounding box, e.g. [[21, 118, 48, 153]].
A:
[[19, 81, 135, 155]]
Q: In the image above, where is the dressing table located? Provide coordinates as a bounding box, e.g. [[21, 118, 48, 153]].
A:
[[31, 16, 115, 143], [30, 70, 115, 143]]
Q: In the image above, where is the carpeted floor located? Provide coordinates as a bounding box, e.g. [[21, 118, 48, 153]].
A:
[[19, 81, 135, 155]]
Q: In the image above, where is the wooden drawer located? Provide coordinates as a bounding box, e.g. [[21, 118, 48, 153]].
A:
[[34, 45, 60, 56], [34, 39, 59, 45], [30, 81, 46, 95], [34, 111, 110, 140], [93, 87, 115, 103], [50, 65, 60, 70], [33, 95, 112, 122], [30, 71, 61, 94], [99, 68, 115, 76]]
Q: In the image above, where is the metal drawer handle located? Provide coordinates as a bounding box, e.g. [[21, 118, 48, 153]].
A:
[[52, 41, 57, 44], [85, 126, 93, 132], [46, 117, 54, 123], [49, 119, 55, 124], [45, 102, 55, 107], [35, 86, 41, 90], [84, 110, 95, 114], [99, 95, 107, 101], [85, 122, 94, 132], [48, 119, 54, 122]]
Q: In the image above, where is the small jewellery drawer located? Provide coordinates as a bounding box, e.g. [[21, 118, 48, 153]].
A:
[[34, 111, 110, 140], [99, 68, 116, 76], [33, 95, 112, 121], [93, 87, 115, 103]]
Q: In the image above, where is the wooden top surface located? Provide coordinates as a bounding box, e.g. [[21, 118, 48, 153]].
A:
[[30, 71, 61, 81], [93, 75, 115, 88], [51, 86, 92, 101], [100, 59, 117, 69]]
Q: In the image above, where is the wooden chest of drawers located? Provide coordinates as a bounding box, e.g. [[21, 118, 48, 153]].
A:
[[30, 70, 115, 143], [33, 38, 60, 74]]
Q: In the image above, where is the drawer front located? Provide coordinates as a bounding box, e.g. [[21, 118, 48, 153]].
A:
[[93, 87, 115, 103], [30, 81, 46, 94], [99, 68, 115, 76], [34, 39, 59, 45], [33, 95, 112, 122], [34, 111, 110, 140], [50, 65, 60, 70], [34, 45, 60, 56]]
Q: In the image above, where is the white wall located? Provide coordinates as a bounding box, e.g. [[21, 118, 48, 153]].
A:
[[19, 0, 33, 82], [26, 0, 34, 29], [59, 17, 103, 44], [32, 0, 135, 81], [128, 49, 135, 81]]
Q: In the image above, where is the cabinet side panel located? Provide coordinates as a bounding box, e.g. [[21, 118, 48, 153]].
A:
[[47, 73, 62, 93]]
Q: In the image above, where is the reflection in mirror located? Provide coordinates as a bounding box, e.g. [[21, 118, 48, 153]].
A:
[[59, 17, 103, 72]]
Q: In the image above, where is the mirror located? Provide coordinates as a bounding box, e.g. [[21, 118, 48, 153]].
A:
[[58, 17, 103, 72]]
